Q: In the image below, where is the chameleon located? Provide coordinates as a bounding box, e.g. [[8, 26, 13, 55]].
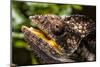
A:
[[21, 14, 96, 64]]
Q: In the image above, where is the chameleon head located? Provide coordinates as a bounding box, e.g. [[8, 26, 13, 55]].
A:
[[21, 14, 95, 63], [29, 15, 65, 36]]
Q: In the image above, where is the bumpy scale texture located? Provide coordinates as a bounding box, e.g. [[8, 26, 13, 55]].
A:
[[22, 14, 96, 64]]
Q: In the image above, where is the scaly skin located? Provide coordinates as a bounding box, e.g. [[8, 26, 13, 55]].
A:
[[21, 14, 96, 63], [22, 26, 74, 63]]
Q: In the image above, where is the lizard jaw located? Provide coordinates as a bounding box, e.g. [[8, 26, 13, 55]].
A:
[[22, 25, 64, 55]]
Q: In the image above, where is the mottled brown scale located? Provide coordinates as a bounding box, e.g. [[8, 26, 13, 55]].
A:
[[21, 26, 74, 63], [63, 15, 95, 38], [22, 14, 96, 63], [29, 15, 82, 55], [29, 15, 66, 37]]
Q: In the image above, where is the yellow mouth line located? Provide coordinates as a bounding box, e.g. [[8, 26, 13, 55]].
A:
[[22, 26, 62, 55]]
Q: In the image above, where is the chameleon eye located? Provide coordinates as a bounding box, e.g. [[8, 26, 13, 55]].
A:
[[51, 24, 65, 35]]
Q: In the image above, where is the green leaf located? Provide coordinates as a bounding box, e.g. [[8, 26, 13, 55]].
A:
[[72, 5, 82, 10]]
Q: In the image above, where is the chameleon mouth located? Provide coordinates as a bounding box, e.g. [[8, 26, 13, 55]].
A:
[[22, 25, 63, 55]]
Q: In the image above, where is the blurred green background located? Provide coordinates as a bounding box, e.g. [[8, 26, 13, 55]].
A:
[[12, 1, 96, 66]]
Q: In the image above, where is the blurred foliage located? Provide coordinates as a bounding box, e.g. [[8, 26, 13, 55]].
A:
[[12, 1, 96, 66]]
